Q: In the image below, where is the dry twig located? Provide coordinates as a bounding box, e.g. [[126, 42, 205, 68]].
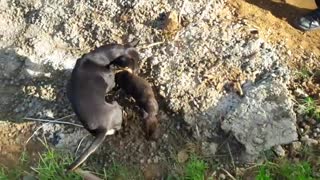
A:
[[221, 168, 237, 180], [23, 114, 82, 128], [227, 143, 236, 170]]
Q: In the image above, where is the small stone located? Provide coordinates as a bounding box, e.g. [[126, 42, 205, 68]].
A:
[[253, 137, 264, 144], [291, 141, 302, 150], [315, 128, 320, 133], [307, 118, 317, 125], [147, 159, 152, 164], [273, 145, 285, 157], [301, 137, 318, 146], [209, 143, 218, 155], [154, 156, 159, 163], [140, 159, 145, 164], [303, 135, 309, 139], [219, 173, 226, 180], [312, 133, 318, 138], [299, 128, 304, 133], [151, 142, 156, 149], [304, 125, 310, 130], [294, 88, 307, 98], [177, 150, 189, 163]]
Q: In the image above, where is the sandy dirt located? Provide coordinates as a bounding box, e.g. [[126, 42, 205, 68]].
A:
[[230, 0, 320, 56]]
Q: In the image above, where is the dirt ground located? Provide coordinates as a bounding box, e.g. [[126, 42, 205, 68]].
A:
[[230, 0, 320, 57], [0, 0, 320, 179]]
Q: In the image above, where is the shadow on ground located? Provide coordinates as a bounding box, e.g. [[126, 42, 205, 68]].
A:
[[245, 0, 314, 27]]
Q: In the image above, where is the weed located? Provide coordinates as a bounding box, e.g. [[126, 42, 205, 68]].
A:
[[255, 160, 314, 180], [296, 68, 312, 80], [103, 162, 142, 180], [34, 148, 82, 180], [256, 165, 272, 180], [303, 97, 320, 122], [0, 167, 8, 180], [184, 156, 207, 180]]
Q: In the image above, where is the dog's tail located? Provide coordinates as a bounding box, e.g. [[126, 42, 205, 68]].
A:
[[67, 129, 107, 172]]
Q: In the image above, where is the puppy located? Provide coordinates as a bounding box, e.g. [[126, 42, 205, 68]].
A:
[[66, 57, 123, 172], [84, 43, 139, 73], [66, 43, 141, 172], [115, 69, 160, 140]]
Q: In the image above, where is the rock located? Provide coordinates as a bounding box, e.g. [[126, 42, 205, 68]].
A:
[[219, 173, 226, 180], [291, 141, 302, 150], [294, 88, 308, 98], [209, 143, 218, 155], [273, 145, 285, 157], [301, 137, 318, 146], [177, 150, 189, 163], [221, 80, 298, 155]]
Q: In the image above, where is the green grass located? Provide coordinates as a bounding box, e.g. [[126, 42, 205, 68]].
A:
[[255, 160, 314, 180], [103, 162, 142, 180], [184, 156, 208, 180], [34, 148, 82, 180], [0, 145, 143, 180], [303, 97, 320, 122]]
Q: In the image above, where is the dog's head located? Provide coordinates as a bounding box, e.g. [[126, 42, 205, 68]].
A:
[[111, 48, 140, 74]]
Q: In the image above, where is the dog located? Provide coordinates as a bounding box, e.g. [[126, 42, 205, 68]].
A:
[[85, 43, 140, 73], [66, 43, 140, 172], [115, 69, 160, 140]]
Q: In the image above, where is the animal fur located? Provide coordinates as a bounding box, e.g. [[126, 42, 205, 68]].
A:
[[115, 70, 160, 140]]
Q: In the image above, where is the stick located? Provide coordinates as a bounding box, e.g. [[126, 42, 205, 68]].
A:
[[24, 114, 77, 146], [221, 168, 236, 180], [227, 143, 236, 170], [236, 82, 243, 96], [75, 169, 102, 180], [75, 134, 89, 154], [137, 41, 165, 49], [25, 125, 44, 146], [23, 117, 83, 128]]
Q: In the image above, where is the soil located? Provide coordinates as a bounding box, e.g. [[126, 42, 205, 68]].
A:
[[230, 0, 320, 56]]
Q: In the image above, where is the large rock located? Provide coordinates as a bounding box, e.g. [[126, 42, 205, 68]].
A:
[[221, 80, 298, 155]]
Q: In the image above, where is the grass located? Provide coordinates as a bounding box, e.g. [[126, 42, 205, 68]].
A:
[[34, 148, 82, 180], [303, 97, 320, 122], [103, 162, 142, 180], [0, 145, 141, 180], [255, 160, 314, 180], [184, 155, 208, 180], [297, 68, 313, 80]]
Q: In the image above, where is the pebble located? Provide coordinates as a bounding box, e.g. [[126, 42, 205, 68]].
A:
[[209, 142, 218, 155], [307, 118, 317, 125], [301, 137, 318, 146], [219, 173, 226, 180], [315, 128, 320, 133], [253, 137, 264, 144], [273, 145, 285, 157], [312, 133, 318, 138], [154, 156, 159, 163], [299, 128, 304, 133], [304, 125, 310, 130]]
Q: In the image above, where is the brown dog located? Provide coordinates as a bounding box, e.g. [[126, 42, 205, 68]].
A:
[[115, 69, 160, 140]]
